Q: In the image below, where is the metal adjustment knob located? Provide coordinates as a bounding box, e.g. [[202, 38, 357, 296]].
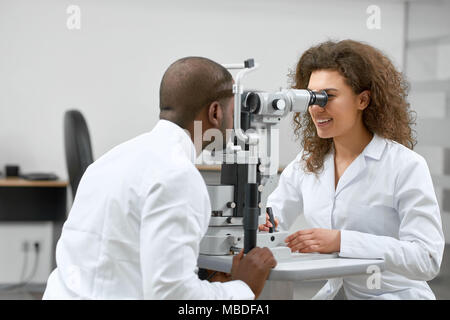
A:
[[272, 99, 286, 111], [227, 202, 236, 209]]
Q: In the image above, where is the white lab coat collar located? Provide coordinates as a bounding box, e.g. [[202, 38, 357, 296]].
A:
[[324, 133, 387, 197], [361, 133, 387, 160], [329, 133, 387, 161], [154, 119, 196, 164]]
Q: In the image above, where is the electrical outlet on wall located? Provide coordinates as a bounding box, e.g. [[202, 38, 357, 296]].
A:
[[0, 223, 53, 284]]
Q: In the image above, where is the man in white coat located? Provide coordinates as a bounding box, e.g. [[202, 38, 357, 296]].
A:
[[43, 57, 276, 299]]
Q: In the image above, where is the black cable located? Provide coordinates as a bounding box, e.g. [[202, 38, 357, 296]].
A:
[[19, 243, 30, 283]]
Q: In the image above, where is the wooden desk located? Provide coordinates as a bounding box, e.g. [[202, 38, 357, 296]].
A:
[[0, 178, 68, 222], [0, 178, 68, 188], [195, 165, 221, 172]]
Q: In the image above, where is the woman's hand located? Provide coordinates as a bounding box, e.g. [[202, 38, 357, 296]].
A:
[[285, 228, 341, 253], [258, 213, 279, 232]]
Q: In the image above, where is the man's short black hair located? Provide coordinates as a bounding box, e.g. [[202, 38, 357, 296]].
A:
[[159, 56, 233, 128]]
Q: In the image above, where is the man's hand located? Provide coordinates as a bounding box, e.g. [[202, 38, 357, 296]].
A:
[[285, 228, 341, 253], [258, 213, 279, 232], [230, 247, 277, 299], [206, 270, 232, 283]]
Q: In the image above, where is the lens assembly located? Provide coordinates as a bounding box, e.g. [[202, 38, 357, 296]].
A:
[[243, 92, 261, 114], [308, 90, 328, 107]]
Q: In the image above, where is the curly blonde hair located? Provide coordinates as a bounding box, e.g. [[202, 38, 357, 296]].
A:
[[292, 40, 416, 174]]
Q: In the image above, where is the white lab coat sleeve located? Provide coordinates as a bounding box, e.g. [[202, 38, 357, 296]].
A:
[[339, 154, 445, 281], [140, 168, 254, 300], [266, 156, 304, 231]]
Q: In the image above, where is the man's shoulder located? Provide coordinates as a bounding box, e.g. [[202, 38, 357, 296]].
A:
[[144, 165, 210, 215], [159, 163, 203, 184], [142, 155, 206, 196]]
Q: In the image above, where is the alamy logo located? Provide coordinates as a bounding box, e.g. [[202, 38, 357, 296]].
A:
[[366, 5, 381, 30], [366, 265, 381, 289], [66, 5, 81, 30]]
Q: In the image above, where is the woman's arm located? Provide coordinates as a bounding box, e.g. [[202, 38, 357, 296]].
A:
[[339, 154, 445, 281]]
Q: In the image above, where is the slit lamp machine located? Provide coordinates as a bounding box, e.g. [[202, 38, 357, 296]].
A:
[[199, 59, 328, 256]]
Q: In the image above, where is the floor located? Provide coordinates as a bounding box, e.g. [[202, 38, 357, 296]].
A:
[[0, 284, 46, 300], [1, 245, 449, 300]]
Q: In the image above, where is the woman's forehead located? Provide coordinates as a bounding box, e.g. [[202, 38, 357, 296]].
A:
[[307, 70, 347, 90]]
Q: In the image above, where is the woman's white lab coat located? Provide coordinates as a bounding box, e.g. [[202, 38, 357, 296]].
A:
[[266, 133, 445, 299]]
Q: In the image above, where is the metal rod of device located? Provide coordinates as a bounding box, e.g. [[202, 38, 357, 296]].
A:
[[220, 59, 268, 256], [232, 60, 259, 144], [244, 183, 259, 253], [222, 63, 246, 69]]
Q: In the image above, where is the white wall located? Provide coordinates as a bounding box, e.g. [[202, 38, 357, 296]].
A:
[[0, 0, 405, 180], [404, 0, 450, 242]]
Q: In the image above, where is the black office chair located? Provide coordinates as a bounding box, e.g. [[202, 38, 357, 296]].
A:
[[64, 110, 94, 200]]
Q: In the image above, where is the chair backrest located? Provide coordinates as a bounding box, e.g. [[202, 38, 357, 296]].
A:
[[64, 110, 94, 200]]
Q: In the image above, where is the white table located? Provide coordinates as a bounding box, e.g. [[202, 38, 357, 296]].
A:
[[198, 252, 385, 299]]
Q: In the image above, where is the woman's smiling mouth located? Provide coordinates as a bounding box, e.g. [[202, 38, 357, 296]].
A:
[[316, 118, 333, 127]]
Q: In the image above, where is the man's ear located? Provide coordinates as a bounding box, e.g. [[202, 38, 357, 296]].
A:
[[207, 101, 223, 129], [358, 90, 371, 110]]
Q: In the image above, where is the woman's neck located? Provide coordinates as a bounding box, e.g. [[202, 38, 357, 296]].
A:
[[333, 122, 373, 160]]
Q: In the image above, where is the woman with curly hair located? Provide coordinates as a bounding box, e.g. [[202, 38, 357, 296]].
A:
[[260, 40, 444, 299]]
